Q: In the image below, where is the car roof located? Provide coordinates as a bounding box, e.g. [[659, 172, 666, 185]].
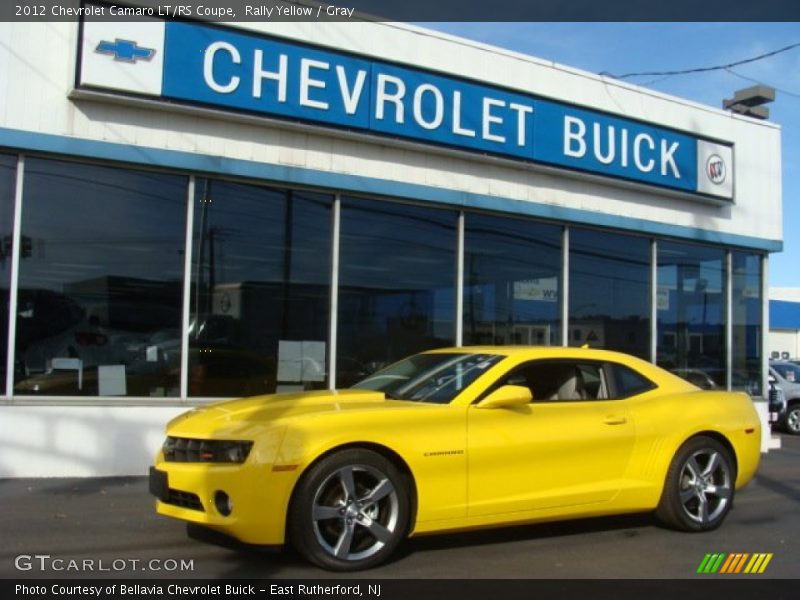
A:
[[429, 345, 630, 356], [426, 345, 648, 363], [423, 346, 697, 390]]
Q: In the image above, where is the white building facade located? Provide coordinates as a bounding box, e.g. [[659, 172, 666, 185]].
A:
[[0, 9, 783, 476]]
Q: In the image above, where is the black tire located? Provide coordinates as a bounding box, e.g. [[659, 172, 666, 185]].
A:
[[288, 449, 410, 571], [784, 404, 800, 435], [655, 436, 735, 532]]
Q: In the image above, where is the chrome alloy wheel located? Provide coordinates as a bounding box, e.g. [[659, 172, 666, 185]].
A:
[[786, 406, 800, 434], [311, 464, 400, 562], [678, 449, 733, 525]]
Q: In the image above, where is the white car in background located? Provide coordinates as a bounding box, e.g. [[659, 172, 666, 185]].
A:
[[769, 360, 800, 435]]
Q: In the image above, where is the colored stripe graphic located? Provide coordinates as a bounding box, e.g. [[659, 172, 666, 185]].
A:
[[719, 553, 737, 573], [698, 553, 773, 574], [697, 553, 726, 573], [720, 553, 749, 573], [696, 554, 713, 573], [744, 554, 773, 574]]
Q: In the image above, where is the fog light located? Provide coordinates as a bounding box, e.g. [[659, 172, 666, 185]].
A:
[[214, 491, 233, 516]]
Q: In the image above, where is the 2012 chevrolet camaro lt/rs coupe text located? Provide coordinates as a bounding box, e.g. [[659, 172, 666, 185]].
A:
[[149, 346, 761, 570]]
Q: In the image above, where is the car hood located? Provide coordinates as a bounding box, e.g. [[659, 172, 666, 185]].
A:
[[166, 389, 415, 437]]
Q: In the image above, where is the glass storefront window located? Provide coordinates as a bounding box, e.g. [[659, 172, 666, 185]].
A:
[[732, 251, 763, 394], [337, 198, 457, 387], [14, 158, 187, 396], [0, 154, 16, 390], [569, 228, 651, 358], [190, 179, 332, 397], [1, 154, 770, 401], [463, 213, 561, 346], [657, 241, 726, 389]]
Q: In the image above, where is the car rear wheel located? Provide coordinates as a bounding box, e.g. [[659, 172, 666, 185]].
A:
[[288, 448, 410, 571], [656, 436, 735, 532], [785, 405, 800, 435]]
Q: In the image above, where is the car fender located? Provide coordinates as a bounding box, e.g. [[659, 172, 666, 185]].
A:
[[274, 408, 469, 526], [623, 390, 759, 500]]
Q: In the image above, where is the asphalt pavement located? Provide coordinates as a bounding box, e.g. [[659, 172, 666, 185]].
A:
[[1, 435, 798, 580]]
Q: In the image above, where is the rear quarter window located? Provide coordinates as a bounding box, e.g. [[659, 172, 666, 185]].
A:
[[610, 364, 657, 399]]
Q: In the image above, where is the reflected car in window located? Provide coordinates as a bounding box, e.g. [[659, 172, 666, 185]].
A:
[[671, 368, 720, 390], [670, 368, 754, 393], [14, 289, 152, 389], [150, 346, 761, 571], [14, 343, 277, 398]]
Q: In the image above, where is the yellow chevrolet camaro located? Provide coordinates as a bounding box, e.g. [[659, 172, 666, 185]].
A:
[[149, 346, 762, 571]]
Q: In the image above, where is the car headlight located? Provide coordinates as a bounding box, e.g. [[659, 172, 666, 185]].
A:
[[162, 437, 254, 464]]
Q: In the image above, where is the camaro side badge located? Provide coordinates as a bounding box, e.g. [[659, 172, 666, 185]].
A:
[[423, 450, 465, 458], [95, 39, 156, 63]]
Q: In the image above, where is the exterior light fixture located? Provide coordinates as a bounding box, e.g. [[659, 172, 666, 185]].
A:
[[723, 85, 776, 120]]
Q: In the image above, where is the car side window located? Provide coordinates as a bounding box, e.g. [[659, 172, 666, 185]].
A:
[[496, 360, 608, 402], [489, 359, 656, 403]]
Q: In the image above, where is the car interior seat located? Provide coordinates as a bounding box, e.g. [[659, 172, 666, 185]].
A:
[[545, 364, 588, 401]]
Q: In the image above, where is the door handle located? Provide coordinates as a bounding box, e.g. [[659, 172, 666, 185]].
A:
[[603, 416, 627, 425]]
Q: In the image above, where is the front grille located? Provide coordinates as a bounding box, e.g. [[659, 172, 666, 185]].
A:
[[165, 489, 204, 511]]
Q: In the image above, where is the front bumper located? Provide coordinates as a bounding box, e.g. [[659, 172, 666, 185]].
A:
[[149, 458, 299, 545]]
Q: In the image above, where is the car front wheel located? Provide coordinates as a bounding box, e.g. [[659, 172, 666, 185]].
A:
[[656, 436, 735, 532], [288, 448, 410, 571]]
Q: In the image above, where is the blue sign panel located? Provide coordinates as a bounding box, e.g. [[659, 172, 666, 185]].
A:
[[163, 23, 373, 129], [532, 101, 698, 192], [88, 20, 729, 200], [163, 22, 537, 160], [364, 61, 536, 160]]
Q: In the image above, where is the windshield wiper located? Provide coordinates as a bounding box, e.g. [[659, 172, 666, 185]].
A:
[[383, 391, 405, 400]]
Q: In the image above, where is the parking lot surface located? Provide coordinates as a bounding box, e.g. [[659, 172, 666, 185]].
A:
[[1, 435, 798, 580]]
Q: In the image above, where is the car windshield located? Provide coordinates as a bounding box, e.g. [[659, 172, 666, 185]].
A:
[[352, 352, 504, 404]]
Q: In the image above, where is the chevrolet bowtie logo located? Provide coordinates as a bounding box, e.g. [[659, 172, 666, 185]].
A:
[[95, 39, 155, 63]]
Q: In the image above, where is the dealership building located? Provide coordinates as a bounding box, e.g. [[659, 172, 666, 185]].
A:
[[0, 9, 784, 476]]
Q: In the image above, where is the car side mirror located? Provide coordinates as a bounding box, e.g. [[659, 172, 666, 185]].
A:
[[476, 385, 532, 409]]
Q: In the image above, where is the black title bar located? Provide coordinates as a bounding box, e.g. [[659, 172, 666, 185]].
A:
[[5, 579, 800, 600], [4, 0, 800, 22]]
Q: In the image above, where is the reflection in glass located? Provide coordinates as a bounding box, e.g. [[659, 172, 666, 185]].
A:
[[14, 158, 187, 396], [732, 252, 762, 394], [569, 228, 650, 358], [463, 214, 561, 346], [337, 198, 456, 387], [0, 154, 16, 388], [657, 241, 726, 388], [190, 179, 331, 396]]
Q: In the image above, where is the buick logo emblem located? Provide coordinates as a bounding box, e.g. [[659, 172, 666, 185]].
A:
[[706, 154, 726, 185]]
